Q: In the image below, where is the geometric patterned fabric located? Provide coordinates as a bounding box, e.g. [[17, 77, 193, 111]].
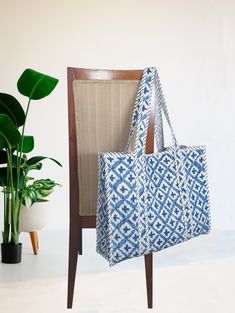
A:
[[96, 67, 211, 266]]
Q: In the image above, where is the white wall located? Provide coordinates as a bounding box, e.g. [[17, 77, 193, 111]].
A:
[[0, 0, 234, 229]]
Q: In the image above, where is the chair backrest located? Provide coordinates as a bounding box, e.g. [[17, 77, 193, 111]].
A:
[[68, 68, 144, 216]]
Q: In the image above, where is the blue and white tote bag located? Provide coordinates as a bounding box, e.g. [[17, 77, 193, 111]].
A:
[[96, 67, 211, 266]]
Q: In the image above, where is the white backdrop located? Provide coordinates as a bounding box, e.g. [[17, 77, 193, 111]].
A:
[[0, 0, 234, 230]]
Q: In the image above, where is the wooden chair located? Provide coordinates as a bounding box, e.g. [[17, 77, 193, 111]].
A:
[[67, 68, 155, 309]]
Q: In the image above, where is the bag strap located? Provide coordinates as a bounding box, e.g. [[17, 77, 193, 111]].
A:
[[135, 69, 155, 155], [124, 67, 154, 153], [155, 70, 178, 149], [154, 84, 164, 151], [125, 67, 178, 155]]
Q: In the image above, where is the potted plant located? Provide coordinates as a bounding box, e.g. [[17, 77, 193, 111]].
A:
[[19, 176, 61, 231], [20, 177, 61, 210], [19, 177, 61, 255], [0, 68, 60, 263]]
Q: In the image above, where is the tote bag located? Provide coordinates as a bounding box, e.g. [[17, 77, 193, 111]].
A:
[[96, 67, 211, 266]]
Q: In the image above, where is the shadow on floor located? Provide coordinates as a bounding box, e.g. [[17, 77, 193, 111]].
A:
[[80, 228, 235, 273], [0, 228, 234, 282]]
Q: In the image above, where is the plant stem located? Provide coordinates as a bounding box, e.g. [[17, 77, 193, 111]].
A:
[[15, 98, 31, 236], [3, 189, 10, 244], [7, 148, 18, 244], [16, 98, 31, 193], [0, 133, 16, 244], [17, 168, 28, 230], [3, 160, 11, 244]]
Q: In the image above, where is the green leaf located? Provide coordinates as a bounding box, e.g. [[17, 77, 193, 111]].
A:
[[23, 189, 37, 208], [0, 150, 24, 166], [0, 150, 8, 164], [22, 135, 34, 153], [35, 188, 53, 199], [33, 178, 59, 189], [26, 156, 62, 167], [0, 93, 25, 127], [33, 178, 60, 199], [26, 162, 43, 172], [17, 69, 59, 100], [0, 114, 21, 149], [0, 167, 24, 187]]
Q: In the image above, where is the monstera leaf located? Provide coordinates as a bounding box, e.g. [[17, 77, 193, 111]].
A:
[[0, 93, 25, 127], [17, 69, 59, 100], [0, 114, 21, 149]]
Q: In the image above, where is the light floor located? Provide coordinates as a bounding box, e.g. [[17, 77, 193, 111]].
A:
[[0, 229, 234, 313]]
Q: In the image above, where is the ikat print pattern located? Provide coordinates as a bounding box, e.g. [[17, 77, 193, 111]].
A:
[[96, 68, 211, 266]]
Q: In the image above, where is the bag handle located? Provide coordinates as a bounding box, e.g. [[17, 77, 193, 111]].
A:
[[155, 70, 178, 149], [125, 67, 178, 155], [154, 85, 164, 152], [124, 67, 155, 154]]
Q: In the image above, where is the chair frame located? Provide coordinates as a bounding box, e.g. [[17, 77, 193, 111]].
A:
[[67, 67, 155, 309]]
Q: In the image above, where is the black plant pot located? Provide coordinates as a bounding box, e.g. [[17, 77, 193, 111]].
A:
[[1, 243, 22, 264]]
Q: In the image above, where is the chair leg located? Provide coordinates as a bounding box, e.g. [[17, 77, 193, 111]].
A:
[[144, 253, 153, 309], [29, 231, 38, 255], [67, 220, 81, 308], [36, 232, 39, 249], [78, 225, 82, 255]]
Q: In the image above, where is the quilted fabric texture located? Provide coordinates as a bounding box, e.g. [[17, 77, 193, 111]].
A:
[[96, 67, 211, 266]]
